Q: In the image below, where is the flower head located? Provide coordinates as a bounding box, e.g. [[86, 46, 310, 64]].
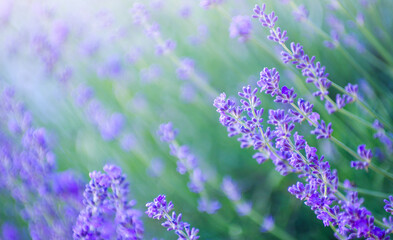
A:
[[229, 15, 252, 42]]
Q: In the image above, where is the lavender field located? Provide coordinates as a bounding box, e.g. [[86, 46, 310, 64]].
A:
[[1, 0, 393, 239]]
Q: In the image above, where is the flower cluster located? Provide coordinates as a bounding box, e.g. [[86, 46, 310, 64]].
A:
[[214, 69, 389, 238], [351, 145, 373, 170], [131, 3, 177, 56], [146, 195, 199, 240], [74, 84, 136, 152], [252, 4, 361, 115], [0, 88, 84, 239], [200, 0, 224, 10], [158, 123, 221, 214], [221, 176, 252, 216], [73, 164, 143, 240], [373, 120, 393, 154], [292, 5, 309, 22], [229, 15, 252, 42], [176, 58, 195, 80]]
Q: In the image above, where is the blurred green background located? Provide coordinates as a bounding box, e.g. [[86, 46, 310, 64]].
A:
[[1, 0, 393, 239]]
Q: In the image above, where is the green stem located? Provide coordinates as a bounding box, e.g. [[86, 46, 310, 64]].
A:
[[270, 225, 296, 240], [338, 182, 391, 198], [369, 163, 393, 182], [330, 224, 346, 240], [338, 108, 375, 129]]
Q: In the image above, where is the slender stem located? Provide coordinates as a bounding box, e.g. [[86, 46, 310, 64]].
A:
[[356, 100, 393, 133], [338, 183, 391, 198], [247, 210, 295, 240], [369, 163, 393, 181], [330, 224, 346, 240], [374, 218, 390, 229], [338, 108, 375, 129], [270, 225, 296, 240]]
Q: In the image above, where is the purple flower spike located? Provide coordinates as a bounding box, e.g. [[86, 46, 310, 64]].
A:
[[373, 120, 393, 153], [197, 197, 221, 214], [261, 11, 277, 29], [200, 0, 223, 10], [252, 4, 266, 18], [239, 85, 261, 111], [146, 195, 174, 220], [357, 144, 372, 161], [146, 195, 199, 239], [158, 122, 178, 142], [275, 86, 296, 103], [345, 83, 358, 102], [74, 165, 143, 240], [214, 93, 236, 114], [156, 39, 176, 55], [268, 27, 288, 44], [131, 3, 149, 25], [260, 215, 275, 232], [350, 161, 369, 170], [325, 100, 336, 114], [159, 123, 220, 214], [229, 15, 252, 42], [258, 68, 280, 96], [336, 94, 346, 109], [293, 5, 309, 22], [384, 196, 393, 214], [311, 120, 332, 139], [282, 42, 304, 64], [294, 98, 314, 122], [221, 176, 241, 201], [176, 58, 195, 80]]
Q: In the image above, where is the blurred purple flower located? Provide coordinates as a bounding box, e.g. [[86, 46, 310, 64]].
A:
[[229, 15, 252, 42]]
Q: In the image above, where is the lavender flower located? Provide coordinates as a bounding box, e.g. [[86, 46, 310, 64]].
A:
[[158, 123, 178, 143], [336, 94, 346, 109], [179, 5, 192, 18], [197, 197, 221, 214], [253, 4, 337, 112], [214, 66, 387, 238], [373, 120, 393, 153], [344, 83, 358, 103], [2, 223, 20, 240], [229, 15, 252, 42], [311, 120, 333, 139], [176, 58, 195, 80], [293, 5, 309, 22], [0, 88, 83, 239], [155, 39, 176, 55], [140, 64, 162, 84], [158, 122, 220, 214], [351, 145, 373, 170], [384, 196, 393, 214], [221, 176, 252, 216], [131, 3, 149, 25], [221, 176, 241, 201], [200, 0, 223, 10], [146, 195, 199, 239], [73, 164, 143, 240], [260, 215, 274, 232]]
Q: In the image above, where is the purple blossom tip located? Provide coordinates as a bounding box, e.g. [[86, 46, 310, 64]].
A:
[[145, 195, 174, 220], [311, 120, 332, 139], [158, 122, 178, 142], [229, 15, 252, 42]]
